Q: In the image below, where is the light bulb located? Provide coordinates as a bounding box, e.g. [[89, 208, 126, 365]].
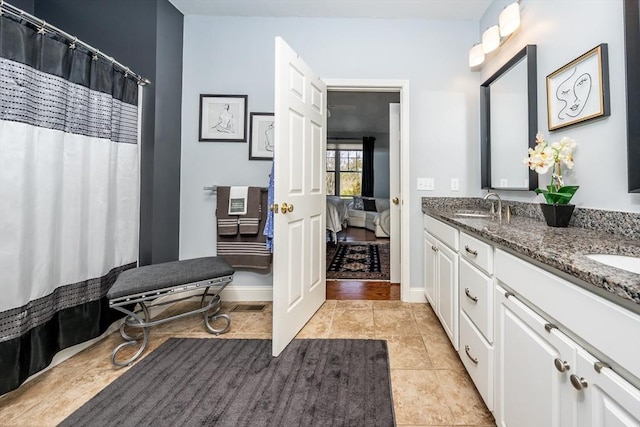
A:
[[499, 2, 521, 37], [482, 25, 500, 54], [469, 43, 485, 67]]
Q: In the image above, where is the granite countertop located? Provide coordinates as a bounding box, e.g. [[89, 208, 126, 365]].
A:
[[422, 203, 640, 313]]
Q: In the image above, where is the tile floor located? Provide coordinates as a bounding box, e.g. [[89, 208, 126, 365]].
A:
[[0, 300, 495, 426]]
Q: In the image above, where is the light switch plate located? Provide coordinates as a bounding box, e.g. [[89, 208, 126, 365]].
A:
[[417, 178, 435, 191]]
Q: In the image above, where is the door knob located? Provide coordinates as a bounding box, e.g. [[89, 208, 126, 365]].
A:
[[280, 203, 294, 213], [269, 204, 279, 213], [392, 197, 399, 205]]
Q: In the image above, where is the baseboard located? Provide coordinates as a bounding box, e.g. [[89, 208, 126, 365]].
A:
[[221, 285, 273, 301], [404, 287, 428, 303]]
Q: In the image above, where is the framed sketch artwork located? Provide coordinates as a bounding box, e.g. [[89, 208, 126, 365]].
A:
[[249, 112, 275, 160], [199, 94, 248, 142], [546, 44, 610, 131]]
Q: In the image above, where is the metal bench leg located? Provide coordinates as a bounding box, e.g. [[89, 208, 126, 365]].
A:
[[110, 303, 151, 367], [201, 292, 231, 335]]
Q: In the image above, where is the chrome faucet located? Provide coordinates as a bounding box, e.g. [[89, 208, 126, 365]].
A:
[[484, 192, 502, 223]]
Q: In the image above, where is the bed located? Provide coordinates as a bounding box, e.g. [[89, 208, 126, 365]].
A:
[[326, 195, 349, 242]]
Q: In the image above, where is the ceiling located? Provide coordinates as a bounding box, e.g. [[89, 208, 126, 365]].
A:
[[168, 0, 492, 21]]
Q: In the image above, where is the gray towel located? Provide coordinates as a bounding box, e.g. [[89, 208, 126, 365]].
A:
[[217, 189, 272, 270], [238, 187, 262, 235], [216, 187, 238, 236]]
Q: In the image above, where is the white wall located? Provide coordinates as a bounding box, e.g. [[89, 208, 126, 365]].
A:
[[480, 0, 640, 212], [180, 16, 481, 289]]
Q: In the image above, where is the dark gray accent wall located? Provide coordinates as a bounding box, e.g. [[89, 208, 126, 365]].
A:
[[33, 0, 183, 266], [9, 0, 34, 13]]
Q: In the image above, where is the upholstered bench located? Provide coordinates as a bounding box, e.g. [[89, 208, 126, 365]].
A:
[[107, 257, 235, 367]]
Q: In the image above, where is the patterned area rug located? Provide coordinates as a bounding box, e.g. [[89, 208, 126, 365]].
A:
[[327, 242, 390, 281]]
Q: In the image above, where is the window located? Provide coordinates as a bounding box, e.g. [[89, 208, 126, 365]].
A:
[[326, 149, 362, 196]]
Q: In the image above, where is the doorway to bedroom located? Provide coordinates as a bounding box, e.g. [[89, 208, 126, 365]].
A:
[[325, 89, 401, 301]]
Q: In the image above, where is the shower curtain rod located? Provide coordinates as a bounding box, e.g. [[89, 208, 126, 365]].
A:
[[0, 1, 151, 86]]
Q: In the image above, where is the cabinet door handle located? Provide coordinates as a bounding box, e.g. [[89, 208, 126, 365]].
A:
[[464, 345, 478, 365], [594, 361, 610, 373], [464, 288, 478, 303], [570, 374, 588, 390], [554, 358, 570, 372], [464, 245, 478, 257], [431, 245, 438, 252]]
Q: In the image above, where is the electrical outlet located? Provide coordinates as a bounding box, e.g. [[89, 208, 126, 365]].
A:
[[500, 178, 508, 187], [451, 178, 459, 191]]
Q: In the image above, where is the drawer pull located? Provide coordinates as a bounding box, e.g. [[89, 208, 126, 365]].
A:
[[594, 361, 610, 373], [570, 374, 588, 390], [464, 245, 478, 257], [431, 245, 438, 252], [464, 288, 478, 303], [464, 345, 478, 365], [554, 358, 570, 372], [544, 323, 558, 333]]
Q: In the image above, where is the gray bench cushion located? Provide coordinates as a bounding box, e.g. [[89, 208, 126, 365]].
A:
[[107, 257, 235, 300]]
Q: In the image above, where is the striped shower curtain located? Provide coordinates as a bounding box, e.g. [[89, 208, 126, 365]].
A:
[[0, 13, 140, 394]]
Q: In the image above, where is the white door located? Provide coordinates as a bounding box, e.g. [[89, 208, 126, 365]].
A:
[[272, 37, 327, 357], [389, 103, 401, 283]]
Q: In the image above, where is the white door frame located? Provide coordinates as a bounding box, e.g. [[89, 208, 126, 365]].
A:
[[324, 79, 411, 302]]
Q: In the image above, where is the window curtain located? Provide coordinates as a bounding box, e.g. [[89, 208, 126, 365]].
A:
[[0, 14, 140, 395], [361, 136, 375, 197]]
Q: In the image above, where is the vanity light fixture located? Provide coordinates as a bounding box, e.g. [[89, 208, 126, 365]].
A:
[[499, 1, 521, 37], [482, 25, 500, 54], [469, 0, 522, 69], [469, 43, 485, 67]]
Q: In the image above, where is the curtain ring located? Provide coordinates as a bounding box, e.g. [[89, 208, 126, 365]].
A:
[[69, 36, 77, 50], [124, 67, 130, 78], [37, 20, 47, 35]]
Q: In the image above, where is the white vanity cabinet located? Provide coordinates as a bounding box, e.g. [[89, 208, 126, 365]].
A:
[[422, 213, 640, 426], [494, 249, 640, 427], [458, 231, 495, 410], [575, 348, 640, 427], [423, 215, 459, 350], [495, 285, 577, 427]]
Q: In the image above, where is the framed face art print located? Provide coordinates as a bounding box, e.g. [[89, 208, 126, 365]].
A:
[[546, 44, 610, 131]]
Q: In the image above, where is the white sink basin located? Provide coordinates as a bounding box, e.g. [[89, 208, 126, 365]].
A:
[[585, 254, 640, 275]]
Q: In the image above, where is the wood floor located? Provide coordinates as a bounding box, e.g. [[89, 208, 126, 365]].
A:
[[326, 226, 399, 301]]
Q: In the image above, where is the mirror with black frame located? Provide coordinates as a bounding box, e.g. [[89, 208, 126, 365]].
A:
[[481, 44, 538, 190], [624, 0, 640, 193]]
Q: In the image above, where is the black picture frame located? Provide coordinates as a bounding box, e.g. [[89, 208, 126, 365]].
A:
[[625, 0, 640, 193], [248, 112, 275, 160], [198, 94, 248, 142]]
